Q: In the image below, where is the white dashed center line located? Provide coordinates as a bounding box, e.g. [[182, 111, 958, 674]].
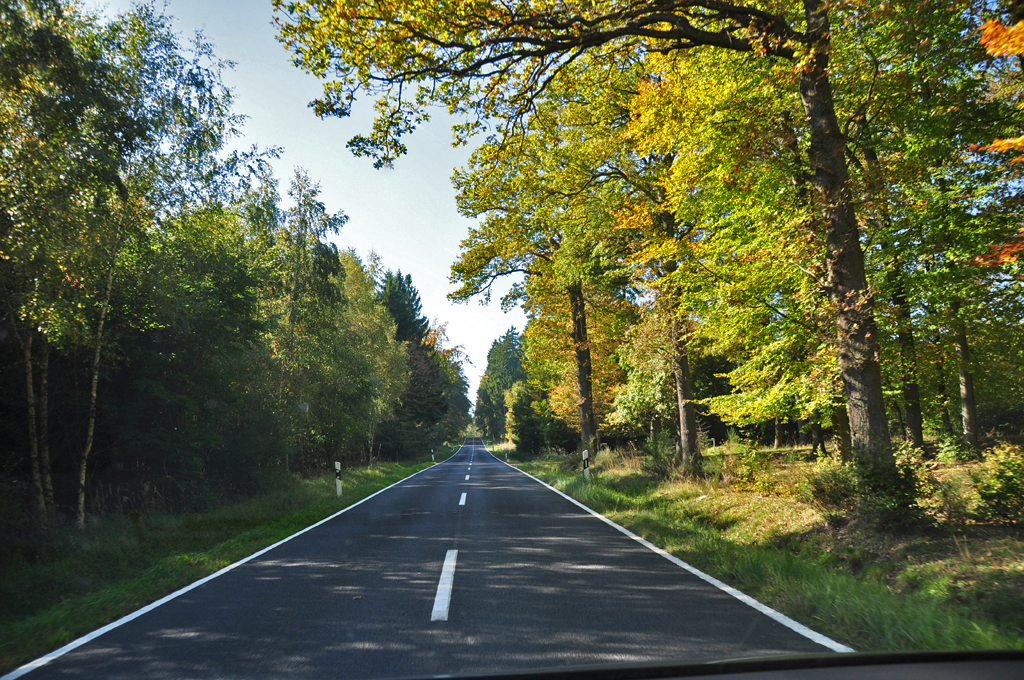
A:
[[459, 492, 467, 506], [430, 550, 458, 621]]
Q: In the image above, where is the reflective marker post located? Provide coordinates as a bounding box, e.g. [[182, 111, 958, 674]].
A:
[[582, 449, 590, 480], [335, 461, 342, 498], [431, 448, 434, 462]]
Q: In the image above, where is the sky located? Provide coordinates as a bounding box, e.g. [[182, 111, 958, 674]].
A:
[[97, 0, 527, 401]]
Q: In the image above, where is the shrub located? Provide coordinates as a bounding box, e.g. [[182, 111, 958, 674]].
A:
[[856, 449, 926, 531], [733, 448, 780, 494], [976, 443, 1024, 524], [803, 455, 857, 524], [936, 435, 979, 464], [933, 477, 972, 527], [643, 431, 678, 480]]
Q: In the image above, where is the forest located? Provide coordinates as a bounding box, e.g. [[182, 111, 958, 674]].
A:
[[0, 2, 470, 543], [4, 0, 1024, 666], [277, 0, 1024, 525]]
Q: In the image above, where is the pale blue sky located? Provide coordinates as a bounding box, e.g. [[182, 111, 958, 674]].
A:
[[97, 0, 526, 401]]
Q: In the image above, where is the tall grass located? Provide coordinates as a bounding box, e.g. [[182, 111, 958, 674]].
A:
[[520, 460, 1023, 653]]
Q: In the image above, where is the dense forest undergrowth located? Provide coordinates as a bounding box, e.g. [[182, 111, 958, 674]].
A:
[[0, 447, 458, 674], [491, 440, 1024, 652]]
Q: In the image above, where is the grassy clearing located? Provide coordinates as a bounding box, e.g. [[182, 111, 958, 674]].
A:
[[0, 456, 440, 674], [493, 443, 1024, 653]]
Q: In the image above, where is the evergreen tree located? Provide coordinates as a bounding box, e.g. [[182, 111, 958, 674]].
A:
[[474, 329, 525, 439], [379, 270, 429, 343]]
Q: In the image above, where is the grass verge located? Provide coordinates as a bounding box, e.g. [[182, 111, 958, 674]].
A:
[[501, 448, 1024, 653], [0, 457, 438, 674]]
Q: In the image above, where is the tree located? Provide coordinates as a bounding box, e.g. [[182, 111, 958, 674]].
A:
[[1, 0, 137, 517], [276, 0, 896, 467], [1, 1, 264, 525], [475, 328, 525, 439], [379, 270, 430, 343], [504, 381, 542, 453], [376, 271, 469, 456]]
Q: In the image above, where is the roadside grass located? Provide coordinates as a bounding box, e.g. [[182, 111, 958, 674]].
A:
[[0, 456, 442, 675], [510, 449, 1024, 653], [485, 439, 516, 460]]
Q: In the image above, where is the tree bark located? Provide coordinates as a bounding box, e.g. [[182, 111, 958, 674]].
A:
[[567, 281, 595, 450], [882, 272, 925, 448], [933, 338, 955, 436], [832, 404, 852, 463], [773, 417, 783, 449], [953, 318, 979, 449], [40, 336, 54, 507], [799, 0, 892, 467], [22, 333, 46, 516], [894, 402, 907, 441], [810, 422, 826, 455], [896, 323, 925, 448], [77, 249, 118, 528], [672, 317, 700, 472], [862, 133, 926, 452]]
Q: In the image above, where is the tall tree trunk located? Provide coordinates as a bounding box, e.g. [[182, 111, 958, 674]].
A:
[[672, 317, 700, 472], [894, 402, 907, 441], [933, 339, 955, 436], [77, 251, 118, 528], [567, 282, 595, 450], [952, 312, 979, 449], [862, 129, 925, 451], [832, 404, 852, 463], [22, 333, 46, 516], [40, 336, 54, 507], [811, 422, 826, 455], [800, 0, 892, 466], [896, 322, 925, 448], [773, 418, 783, 449], [885, 266, 924, 448]]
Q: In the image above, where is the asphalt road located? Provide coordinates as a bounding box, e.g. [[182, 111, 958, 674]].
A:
[[12, 439, 845, 679]]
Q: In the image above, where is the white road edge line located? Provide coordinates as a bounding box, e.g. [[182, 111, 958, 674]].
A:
[[1, 444, 471, 680], [488, 451, 855, 655], [459, 492, 467, 506], [431, 549, 459, 621]]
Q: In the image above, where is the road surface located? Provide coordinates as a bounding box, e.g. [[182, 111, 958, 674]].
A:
[[10, 439, 846, 679]]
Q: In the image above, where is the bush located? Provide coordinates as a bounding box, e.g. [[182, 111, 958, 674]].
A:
[[936, 435, 979, 464], [976, 443, 1024, 524], [643, 431, 678, 480], [803, 455, 857, 524], [856, 450, 926, 531], [933, 477, 972, 527], [733, 448, 781, 494]]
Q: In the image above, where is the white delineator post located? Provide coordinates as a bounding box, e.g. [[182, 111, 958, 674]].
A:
[[431, 448, 434, 462], [582, 449, 590, 480], [335, 461, 342, 498]]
